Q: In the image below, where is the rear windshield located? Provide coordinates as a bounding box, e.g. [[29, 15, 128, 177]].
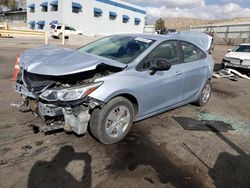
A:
[[78, 36, 155, 64], [50, 25, 56, 29], [234, 45, 250, 53]]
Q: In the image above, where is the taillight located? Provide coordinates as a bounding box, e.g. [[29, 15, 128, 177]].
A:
[[12, 54, 20, 81], [54, 29, 57, 32]]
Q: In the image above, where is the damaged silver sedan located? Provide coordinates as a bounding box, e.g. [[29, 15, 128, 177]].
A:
[[13, 32, 214, 144]]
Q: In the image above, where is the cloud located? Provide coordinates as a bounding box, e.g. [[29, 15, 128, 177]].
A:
[[125, 0, 205, 8], [154, 0, 205, 8], [146, 2, 250, 20]]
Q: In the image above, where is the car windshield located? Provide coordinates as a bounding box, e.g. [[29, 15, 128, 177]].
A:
[[78, 36, 155, 64], [234, 45, 250, 53]]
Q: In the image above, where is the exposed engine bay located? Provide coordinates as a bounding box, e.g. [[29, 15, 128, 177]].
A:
[[14, 63, 123, 134]]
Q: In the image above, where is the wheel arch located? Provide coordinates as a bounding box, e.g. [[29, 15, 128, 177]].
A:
[[109, 93, 139, 120]]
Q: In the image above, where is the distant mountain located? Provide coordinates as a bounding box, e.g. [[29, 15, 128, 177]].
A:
[[164, 17, 250, 31]]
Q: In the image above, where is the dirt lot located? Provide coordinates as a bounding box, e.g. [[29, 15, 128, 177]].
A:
[[0, 37, 250, 188]]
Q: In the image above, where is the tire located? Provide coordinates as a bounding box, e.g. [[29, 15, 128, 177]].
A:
[[89, 97, 135, 144], [222, 62, 226, 69], [58, 33, 62, 39], [194, 81, 212, 107]]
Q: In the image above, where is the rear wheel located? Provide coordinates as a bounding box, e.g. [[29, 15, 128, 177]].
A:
[[194, 81, 212, 107], [89, 97, 134, 144]]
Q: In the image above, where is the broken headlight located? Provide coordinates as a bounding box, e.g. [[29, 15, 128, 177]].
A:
[[40, 82, 103, 102]]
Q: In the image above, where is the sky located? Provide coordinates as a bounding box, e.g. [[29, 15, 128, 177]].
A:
[[125, 0, 250, 21]]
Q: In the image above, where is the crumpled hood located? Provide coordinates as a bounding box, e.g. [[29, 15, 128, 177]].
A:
[[20, 45, 126, 76], [225, 52, 250, 60]]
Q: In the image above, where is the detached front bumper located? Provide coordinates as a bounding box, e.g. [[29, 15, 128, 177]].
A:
[[223, 59, 250, 70], [13, 83, 102, 135], [38, 101, 91, 135]]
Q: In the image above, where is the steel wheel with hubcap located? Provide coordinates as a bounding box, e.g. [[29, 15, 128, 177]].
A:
[[90, 97, 134, 144]]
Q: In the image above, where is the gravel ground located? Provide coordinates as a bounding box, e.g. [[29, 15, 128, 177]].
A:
[[0, 36, 250, 188]]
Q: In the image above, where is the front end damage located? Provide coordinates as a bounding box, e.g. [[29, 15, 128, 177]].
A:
[[13, 64, 121, 135]]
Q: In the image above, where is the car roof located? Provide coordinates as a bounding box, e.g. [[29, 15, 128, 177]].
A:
[[114, 31, 212, 51], [114, 33, 176, 42], [51, 24, 71, 27]]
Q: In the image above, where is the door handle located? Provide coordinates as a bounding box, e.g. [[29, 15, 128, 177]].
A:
[[175, 71, 183, 76]]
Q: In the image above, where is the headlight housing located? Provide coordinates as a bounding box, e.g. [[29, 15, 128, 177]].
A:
[[222, 57, 230, 63], [242, 59, 250, 65], [40, 82, 103, 102]]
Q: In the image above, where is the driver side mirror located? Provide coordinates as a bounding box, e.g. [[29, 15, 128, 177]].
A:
[[149, 59, 171, 75], [227, 49, 232, 52]]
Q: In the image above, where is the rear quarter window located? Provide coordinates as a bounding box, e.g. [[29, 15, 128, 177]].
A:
[[181, 41, 206, 63], [57, 26, 62, 29]]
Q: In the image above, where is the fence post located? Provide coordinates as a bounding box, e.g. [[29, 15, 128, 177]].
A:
[[62, 24, 65, 45], [45, 31, 48, 45]]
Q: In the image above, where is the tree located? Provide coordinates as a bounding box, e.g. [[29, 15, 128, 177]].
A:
[[19, 0, 26, 7], [0, 0, 17, 10], [155, 18, 165, 31]]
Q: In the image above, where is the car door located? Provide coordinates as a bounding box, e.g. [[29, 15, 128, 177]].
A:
[[180, 41, 208, 101], [64, 26, 71, 36], [137, 40, 185, 116], [69, 27, 77, 35]]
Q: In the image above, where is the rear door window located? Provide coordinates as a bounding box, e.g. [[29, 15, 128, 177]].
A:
[[57, 26, 62, 30], [69, 26, 76, 31], [181, 41, 206, 63]]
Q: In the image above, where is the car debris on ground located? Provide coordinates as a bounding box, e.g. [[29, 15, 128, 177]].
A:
[[213, 68, 250, 81]]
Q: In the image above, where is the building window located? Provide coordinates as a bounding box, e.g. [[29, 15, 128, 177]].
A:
[[109, 11, 117, 20], [40, 2, 48, 12], [28, 4, 35, 13], [36, 20, 45, 30], [94, 8, 102, 17], [134, 18, 141, 25], [72, 2, 82, 13], [50, 0, 58, 11], [28, 21, 35, 29], [123, 15, 130, 23]]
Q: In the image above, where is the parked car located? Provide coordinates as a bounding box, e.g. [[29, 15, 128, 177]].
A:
[[13, 32, 214, 144], [222, 43, 250, 70], [50, 24, 83, 39]]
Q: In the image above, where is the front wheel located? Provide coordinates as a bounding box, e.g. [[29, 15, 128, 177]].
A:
[[89, 97, 135, 144], [194, 81, 212, 107]]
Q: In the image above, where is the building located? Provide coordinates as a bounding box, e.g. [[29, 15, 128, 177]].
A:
[[0, 9, 27, 23], [26, 0, 146, 35]]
